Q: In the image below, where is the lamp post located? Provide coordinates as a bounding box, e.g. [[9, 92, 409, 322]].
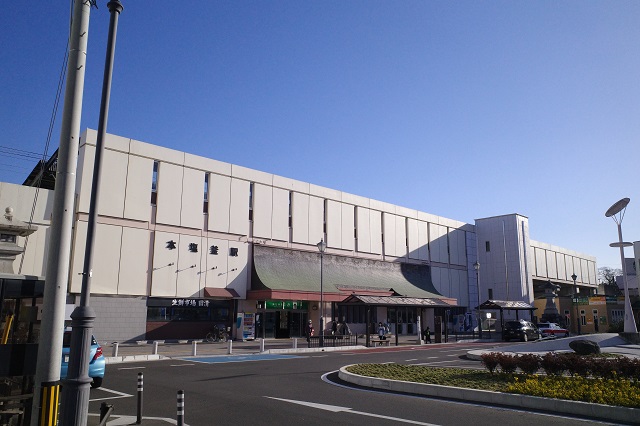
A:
[[571, 273, 581, 335], [474, 261, 482, 338], [317, 239, 327, 347], [605, 198, 638, 334]]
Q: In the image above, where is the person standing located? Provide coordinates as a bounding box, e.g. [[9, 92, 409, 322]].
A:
[[423, 326, 431, 343], [378, 322, 386, 340], [306, 320, 314, 342]]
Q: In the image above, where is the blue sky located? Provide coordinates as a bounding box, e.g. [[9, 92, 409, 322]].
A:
[[2, 1, 639, 270]]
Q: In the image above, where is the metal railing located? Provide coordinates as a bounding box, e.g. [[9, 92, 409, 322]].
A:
[[307, 334, 358, 348]]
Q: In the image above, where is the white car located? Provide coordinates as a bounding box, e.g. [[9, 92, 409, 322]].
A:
[[537, 322, 570, 338]]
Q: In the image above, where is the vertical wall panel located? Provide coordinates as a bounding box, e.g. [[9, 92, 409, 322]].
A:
[[70, 222, 122, 294], [383, 213, 397, 256], [572, 257, 581, 281], [356, 207, 371, 253], [203, 238, 229, 289], [589, 261, 597, 285], [308, 196, 324, 246], [271, 188, 289, 241], [118, 227, 149, 295], [292, 192, 310, 244], [557, 253, 567, 281], [98, 150, 128, 218], [580, 258, 588, 283], [228, 178, 250, 236], [252, 184, 273, 239], [124, 155, 153, 222], [208, 173, 231, 233], [449, 229, 466, 266], [535, 248, 547, 277], [546, 251, 557, 279], [407, 218, 420, 259], [226, 242, 248, 299], [418, 221, 429, 261], [341, 204, 355, 251], [429, 224, 448, 263], [155, 163, 183, 226], [395, 216, 407, 257], [150, 231, 179, 296], [370, 210, 382, 255], [326, 200, 342, 248], [181, 168, 205, 229], [176, 234, 201, 297]]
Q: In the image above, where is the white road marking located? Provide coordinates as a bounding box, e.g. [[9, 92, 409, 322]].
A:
[[118, 366, 146, 370], [266, 396, 441, 425], [405, 359, 418, 362], [170, 363, 195, 367], [89, 387, 133, 402], [87, 413, 188, 425]]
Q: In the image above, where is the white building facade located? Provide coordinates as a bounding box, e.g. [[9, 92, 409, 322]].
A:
[[2, 129, 599, 342]]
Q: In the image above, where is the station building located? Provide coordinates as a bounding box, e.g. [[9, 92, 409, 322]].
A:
[[0, 129, 603, 342]]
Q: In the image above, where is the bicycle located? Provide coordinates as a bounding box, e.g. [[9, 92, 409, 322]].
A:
[[205, 325, 229, 343]]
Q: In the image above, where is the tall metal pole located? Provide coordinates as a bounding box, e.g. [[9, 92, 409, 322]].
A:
[[317, 240, 326, 348], [616, 224, 638, 334], [61, 2, 123, 424], [474, 261, 482, 339], [31, 2, 92, 424], [319, 247, 324, 348], [572, 273, 581, 335]]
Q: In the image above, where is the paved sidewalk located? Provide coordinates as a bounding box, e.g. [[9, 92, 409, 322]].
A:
[[104, 334, 480, 364]]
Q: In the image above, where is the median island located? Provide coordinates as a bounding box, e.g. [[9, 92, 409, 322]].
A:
[[346, 352, 640, 408]]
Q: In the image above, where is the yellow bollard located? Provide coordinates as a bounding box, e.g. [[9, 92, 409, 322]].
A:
[[39, 381, 60, 426]]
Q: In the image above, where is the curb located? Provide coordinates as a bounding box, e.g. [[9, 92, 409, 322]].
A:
[[338, 365, 640, 424]]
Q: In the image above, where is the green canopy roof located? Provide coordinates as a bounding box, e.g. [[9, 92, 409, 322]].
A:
[[251, 245, 444, 299]]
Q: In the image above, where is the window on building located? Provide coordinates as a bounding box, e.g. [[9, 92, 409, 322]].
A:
[[580, 310, 586, 326], [248, 182, 254, 221], [485, 241, 490, 252], [288, 191, 292, 228], [323, 199, 327, 235], [488, 288, 493, 300], [203, 173, 209, 214], [151, 161, 159, 205]]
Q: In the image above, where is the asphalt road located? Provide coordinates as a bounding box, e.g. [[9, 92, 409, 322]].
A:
[[86, 342, 621, 426]]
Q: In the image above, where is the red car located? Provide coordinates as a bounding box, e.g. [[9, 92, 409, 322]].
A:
[[537, 322, 570, 338]]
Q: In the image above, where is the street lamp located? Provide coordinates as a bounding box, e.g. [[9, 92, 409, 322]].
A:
[[605, 198, 638, 334], [571, 273, 581, 335], [474, 261, 482, 338], [317, 239, 327, 347]]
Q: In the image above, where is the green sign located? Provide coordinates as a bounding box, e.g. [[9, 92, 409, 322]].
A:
[[264, 300, 308, 310]]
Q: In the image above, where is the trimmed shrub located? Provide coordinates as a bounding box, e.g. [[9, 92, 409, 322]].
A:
[[480, 352, 500, 374], [496, 353, 519, 374], [516, 353, 541, 375], [541, 352, 566, 376]]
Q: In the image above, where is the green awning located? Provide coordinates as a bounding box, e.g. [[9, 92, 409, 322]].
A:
[[250, 245, 444, 299]]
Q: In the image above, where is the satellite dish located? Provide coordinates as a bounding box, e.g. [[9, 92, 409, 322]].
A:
[[605, 198, 630, 217]]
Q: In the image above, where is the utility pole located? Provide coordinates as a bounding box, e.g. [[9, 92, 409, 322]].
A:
[[61, 1, 123, 424], [31, 1, 92, 424]]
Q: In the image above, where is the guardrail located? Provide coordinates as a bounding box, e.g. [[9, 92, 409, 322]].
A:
[[307, 334, 358, 348]]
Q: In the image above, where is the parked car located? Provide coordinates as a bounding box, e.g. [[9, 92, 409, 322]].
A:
[[537, 322, 570, 338], [60, 329, 106, 388], [502, 320, 541, 342]]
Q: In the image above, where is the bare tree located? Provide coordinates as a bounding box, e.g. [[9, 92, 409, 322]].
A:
[[598, 266, 621, 286]]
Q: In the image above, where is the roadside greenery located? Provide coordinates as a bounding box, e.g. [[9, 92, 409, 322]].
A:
[[346, 355, 640, 409]]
